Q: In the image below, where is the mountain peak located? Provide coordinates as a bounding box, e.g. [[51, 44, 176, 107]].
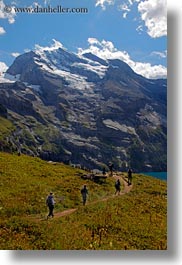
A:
[[82, 52, 108, 66], [108, 59, 135, 75], [34, 39, 66, 54]]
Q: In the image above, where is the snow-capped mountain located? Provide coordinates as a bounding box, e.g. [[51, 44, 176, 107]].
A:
[[5, 44, 107, 88], [0, 43, 167, 171]]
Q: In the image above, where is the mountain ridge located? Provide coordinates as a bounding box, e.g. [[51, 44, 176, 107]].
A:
[[0, 45, 167, 172]]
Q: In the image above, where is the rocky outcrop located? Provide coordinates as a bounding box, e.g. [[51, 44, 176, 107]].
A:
[[0, 103, 7, 118]]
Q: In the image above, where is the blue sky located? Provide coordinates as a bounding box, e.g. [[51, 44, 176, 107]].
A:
[[0, 0, 167, 79]]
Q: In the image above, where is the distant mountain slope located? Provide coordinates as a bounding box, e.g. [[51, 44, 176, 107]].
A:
[[0, 45, 167, 171]]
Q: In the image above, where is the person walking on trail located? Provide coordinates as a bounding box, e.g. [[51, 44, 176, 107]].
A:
[[115, 179, 121, 195], [46, 192, 55, 219], [108, 162, 114, 176], [81, 185, 88, 206], [128, 168, 133, 186], [102, 167, 106, 175]]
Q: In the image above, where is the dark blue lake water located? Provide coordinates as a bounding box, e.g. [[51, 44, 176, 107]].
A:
[[140, 172, 167, 181]]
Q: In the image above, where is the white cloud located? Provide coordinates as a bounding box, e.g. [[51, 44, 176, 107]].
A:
[[11, 52, 20, 57], [123, 12, 128, 18], [95, 0, 115, 10], [87, 37, 100, 45], [95, 0, 167, 38], [24, 48, 31, 53], [0, 0, 16, 24], [118, 3, 131, 12], [0, 61, 8, 72], [0, 26, 6, 35], [78, 38, 167, 79], [131, 62, 167, 79], [43, 0, 51, 5], [151, 50, 167, 58], [138, 0, 167, 38], [136, 24, 143, 34], [35, 39, 65, 53], [117, 0, 139, 19]]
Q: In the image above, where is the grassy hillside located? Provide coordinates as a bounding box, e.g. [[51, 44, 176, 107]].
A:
[[0, 117, 14, 140], [0, 117, 16, 154], [0, 152, 167, 250]]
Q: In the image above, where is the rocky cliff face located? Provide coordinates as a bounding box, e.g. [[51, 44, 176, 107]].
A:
[[0, 45, 167, 171]]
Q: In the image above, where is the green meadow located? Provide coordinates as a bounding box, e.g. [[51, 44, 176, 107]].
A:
[[0, 152, 167, 250]]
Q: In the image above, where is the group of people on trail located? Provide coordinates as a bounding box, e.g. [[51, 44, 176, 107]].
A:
[[46, 185, 89, 218], [114, 168, 132, 195], [46, 167, 133, 218], [109, 163, 133, 186]]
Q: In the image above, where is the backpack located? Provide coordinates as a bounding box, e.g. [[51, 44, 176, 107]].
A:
[[47, 195, 53, 205], [81, 187, 88, 195]]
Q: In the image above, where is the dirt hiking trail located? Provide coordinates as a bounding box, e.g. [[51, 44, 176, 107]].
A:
[[31, 174, 133, 222]]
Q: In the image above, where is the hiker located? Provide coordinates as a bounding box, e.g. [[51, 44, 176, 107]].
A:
[[46, 192, 55, 218], [81, 185, 88, 206], [115, 179, 121, 195], [108, 162, 114, 176], [102, 167, 106, 175], [128, 168, 133, 186]]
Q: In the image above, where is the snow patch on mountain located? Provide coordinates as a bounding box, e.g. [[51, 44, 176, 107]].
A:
[[103, 119, 137, 135], [72, 61, 107, 79], [54, 69, 95, 91], [33, 40, 108, 89], [35, 59, 95, 91], [23, 82, 41, 92]]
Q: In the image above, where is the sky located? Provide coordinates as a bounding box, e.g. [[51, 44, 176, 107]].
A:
[[0, 0, 167, 79]]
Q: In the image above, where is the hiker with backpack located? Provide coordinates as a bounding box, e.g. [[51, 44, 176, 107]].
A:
[[81, 185, 88, 206], [128, 168, 133, 186], [115, 179, 121, 195], [46, 192, 55, 219]]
